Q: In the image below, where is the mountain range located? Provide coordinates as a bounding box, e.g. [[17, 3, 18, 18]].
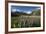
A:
[[11, 9, 40, 16]]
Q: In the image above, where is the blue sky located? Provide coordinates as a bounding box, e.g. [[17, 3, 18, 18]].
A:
[[11, 6, 40, 14]]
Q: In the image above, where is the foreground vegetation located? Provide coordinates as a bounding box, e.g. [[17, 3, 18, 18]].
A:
[[11, 16, 41, 28]]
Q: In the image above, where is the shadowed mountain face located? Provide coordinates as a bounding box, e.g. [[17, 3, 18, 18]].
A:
[[11, 11, 31, 16]]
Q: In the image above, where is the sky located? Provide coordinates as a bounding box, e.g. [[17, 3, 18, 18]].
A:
[[11, 6, 40, 14]]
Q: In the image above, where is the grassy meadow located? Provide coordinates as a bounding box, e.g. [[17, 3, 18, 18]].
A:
[[11, 16, 41, 28]]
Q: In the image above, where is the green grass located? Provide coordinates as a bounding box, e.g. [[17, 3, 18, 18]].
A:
[[11, 16, 41, 28]]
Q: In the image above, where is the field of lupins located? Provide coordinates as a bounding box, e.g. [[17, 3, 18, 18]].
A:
[[11, 16, 41, 28]]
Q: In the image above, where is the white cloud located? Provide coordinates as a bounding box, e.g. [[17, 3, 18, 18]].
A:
[[32, 8, 40, 11], [26, 11, 32, 14], [12, 9, 21, 12], [17, 9, 20, 11], [36, 8, 41, 9], [12, 9, 16, 12]]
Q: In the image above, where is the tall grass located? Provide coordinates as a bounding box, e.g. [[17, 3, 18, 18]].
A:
[[11, 16, 41, 28]]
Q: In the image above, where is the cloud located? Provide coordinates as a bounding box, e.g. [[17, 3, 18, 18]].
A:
[[12, 9, 21, 12], [16, 9, 20, 11], [36, 8, 40, 10], [32, 8, 40, 11], [25, 11, 32, 14], [12, 9, 16, 12]]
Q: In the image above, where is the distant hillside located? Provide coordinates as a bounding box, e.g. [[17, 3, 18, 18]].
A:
[[31, 9, 40, 16]]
